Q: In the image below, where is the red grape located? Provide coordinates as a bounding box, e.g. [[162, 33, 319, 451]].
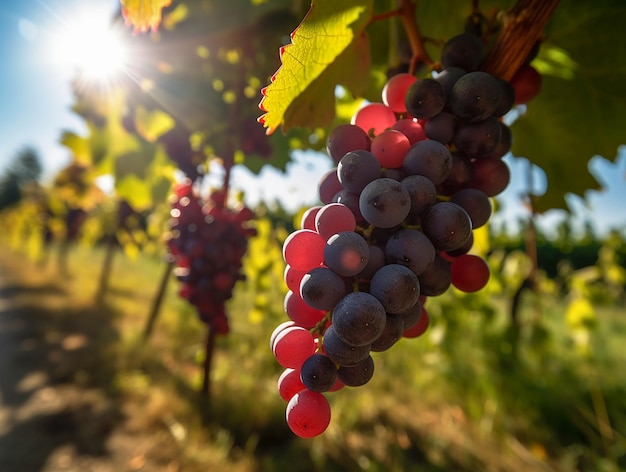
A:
[[285, 390, 331, 438], [382, 73, 417, 113], [351, 102, 396, 137], [450, 254, 490, 292]]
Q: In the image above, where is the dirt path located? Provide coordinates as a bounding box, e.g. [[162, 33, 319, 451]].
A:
[[0, 252, 181, 472]]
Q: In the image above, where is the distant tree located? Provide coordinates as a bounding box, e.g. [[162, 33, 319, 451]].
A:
[[0, 147, 43, 210]]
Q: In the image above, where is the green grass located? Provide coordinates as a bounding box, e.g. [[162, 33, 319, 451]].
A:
[[2, 242, 625, 472]]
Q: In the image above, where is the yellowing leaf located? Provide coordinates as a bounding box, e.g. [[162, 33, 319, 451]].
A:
[[59, 131, 90, 163], [258, 0, 373, 134], [120, 0, 172, 33], [565, 298, 596, 329]]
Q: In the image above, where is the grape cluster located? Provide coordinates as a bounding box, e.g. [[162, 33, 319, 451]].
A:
[[166, 180, 256, 334], [271, 32, 538, 438]]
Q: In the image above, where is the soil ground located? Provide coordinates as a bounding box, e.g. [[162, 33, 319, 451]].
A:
[[0, 250, 183, 472]]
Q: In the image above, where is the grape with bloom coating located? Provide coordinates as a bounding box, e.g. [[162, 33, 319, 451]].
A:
[[359, 178, 411, 228], [332, 292, 387, 347]]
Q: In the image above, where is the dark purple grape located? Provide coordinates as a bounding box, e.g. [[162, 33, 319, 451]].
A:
[[371, 314, 405, 352], [403, 140, 453, 185], [369, 226, 401, 247], [420, 202, 472, 251], [450, 188, 492, 229], [359, 178, 411, 228], [300, 354, 338, 392], [454, 117, 502, 156], [337, 150, 381, 193], [332, 292, 387, 347], [381, 167, 405, 181], [440, 33, 485, 71], [357, 245, 385, 279], [324, 231, 369, 277], [475, 122, 511, 160], [332, 189, 365, 224], [450, 71, 501, 122], [370, 264, 420, 313], [300, 267, 347, 311], [405, 78, 446, 119], [327, 124, 371, 164], [385, 228, 436, 276], [493, 78, 515, 117], [323, 325, 371, 366], [337, 355, 375, 387], [437, 153, 474, 196], [434, 67, 466, 97], [318, 168, 342, 204], [446, 232, 474, 258], [392, 300, 423, 329], [401, 174, 438, 216], [425, 112, 457, 144], [418, 255, 451, 296]]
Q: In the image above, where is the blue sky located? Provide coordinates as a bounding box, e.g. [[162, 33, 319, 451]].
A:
[[1, 0, 625, 237], [0, 0, 101, 178]]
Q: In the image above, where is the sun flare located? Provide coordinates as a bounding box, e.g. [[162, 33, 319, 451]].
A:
[[49, 5, 129, 86]]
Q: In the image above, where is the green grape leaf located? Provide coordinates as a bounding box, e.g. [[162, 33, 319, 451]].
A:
[[120, 0, 172, 33], [134, 106, 176, 143], [259, 0, 373, 134], [115, 143, 176, 211], [116, 174, 153, 210], [509, 1, 626, 212]]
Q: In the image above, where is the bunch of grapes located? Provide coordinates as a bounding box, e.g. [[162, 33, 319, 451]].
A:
[[270, 32, 541, 438], [166, 180, 256, 334]]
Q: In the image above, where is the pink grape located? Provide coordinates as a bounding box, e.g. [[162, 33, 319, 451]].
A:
[[282, 229, 325, 271], [351, 102, 396, 137], [270, 320, 296, 350], [300, 206, 322, 230], [272, 326, 317, 369], [371, 129, 411, 169], [278, 368, 306, 402], [284, 290, 327, 328], [284, 265, 308, 294], [392, 118, 428, 145], [315, 203, 357, 241], [285, 390, 331, 438], [382, 72, 417, 113]]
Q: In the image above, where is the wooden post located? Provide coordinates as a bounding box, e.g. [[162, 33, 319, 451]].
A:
[[143, 259, 174, 341]]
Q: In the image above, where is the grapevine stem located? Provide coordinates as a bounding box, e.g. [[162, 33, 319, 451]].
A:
[[143, 259, 174, 341], [310, 311, 332, 338], [201, 324, 217, 399], [371, 8, 401, 23], [397, 0, 435, 73], [480, 0, 560, 80]]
